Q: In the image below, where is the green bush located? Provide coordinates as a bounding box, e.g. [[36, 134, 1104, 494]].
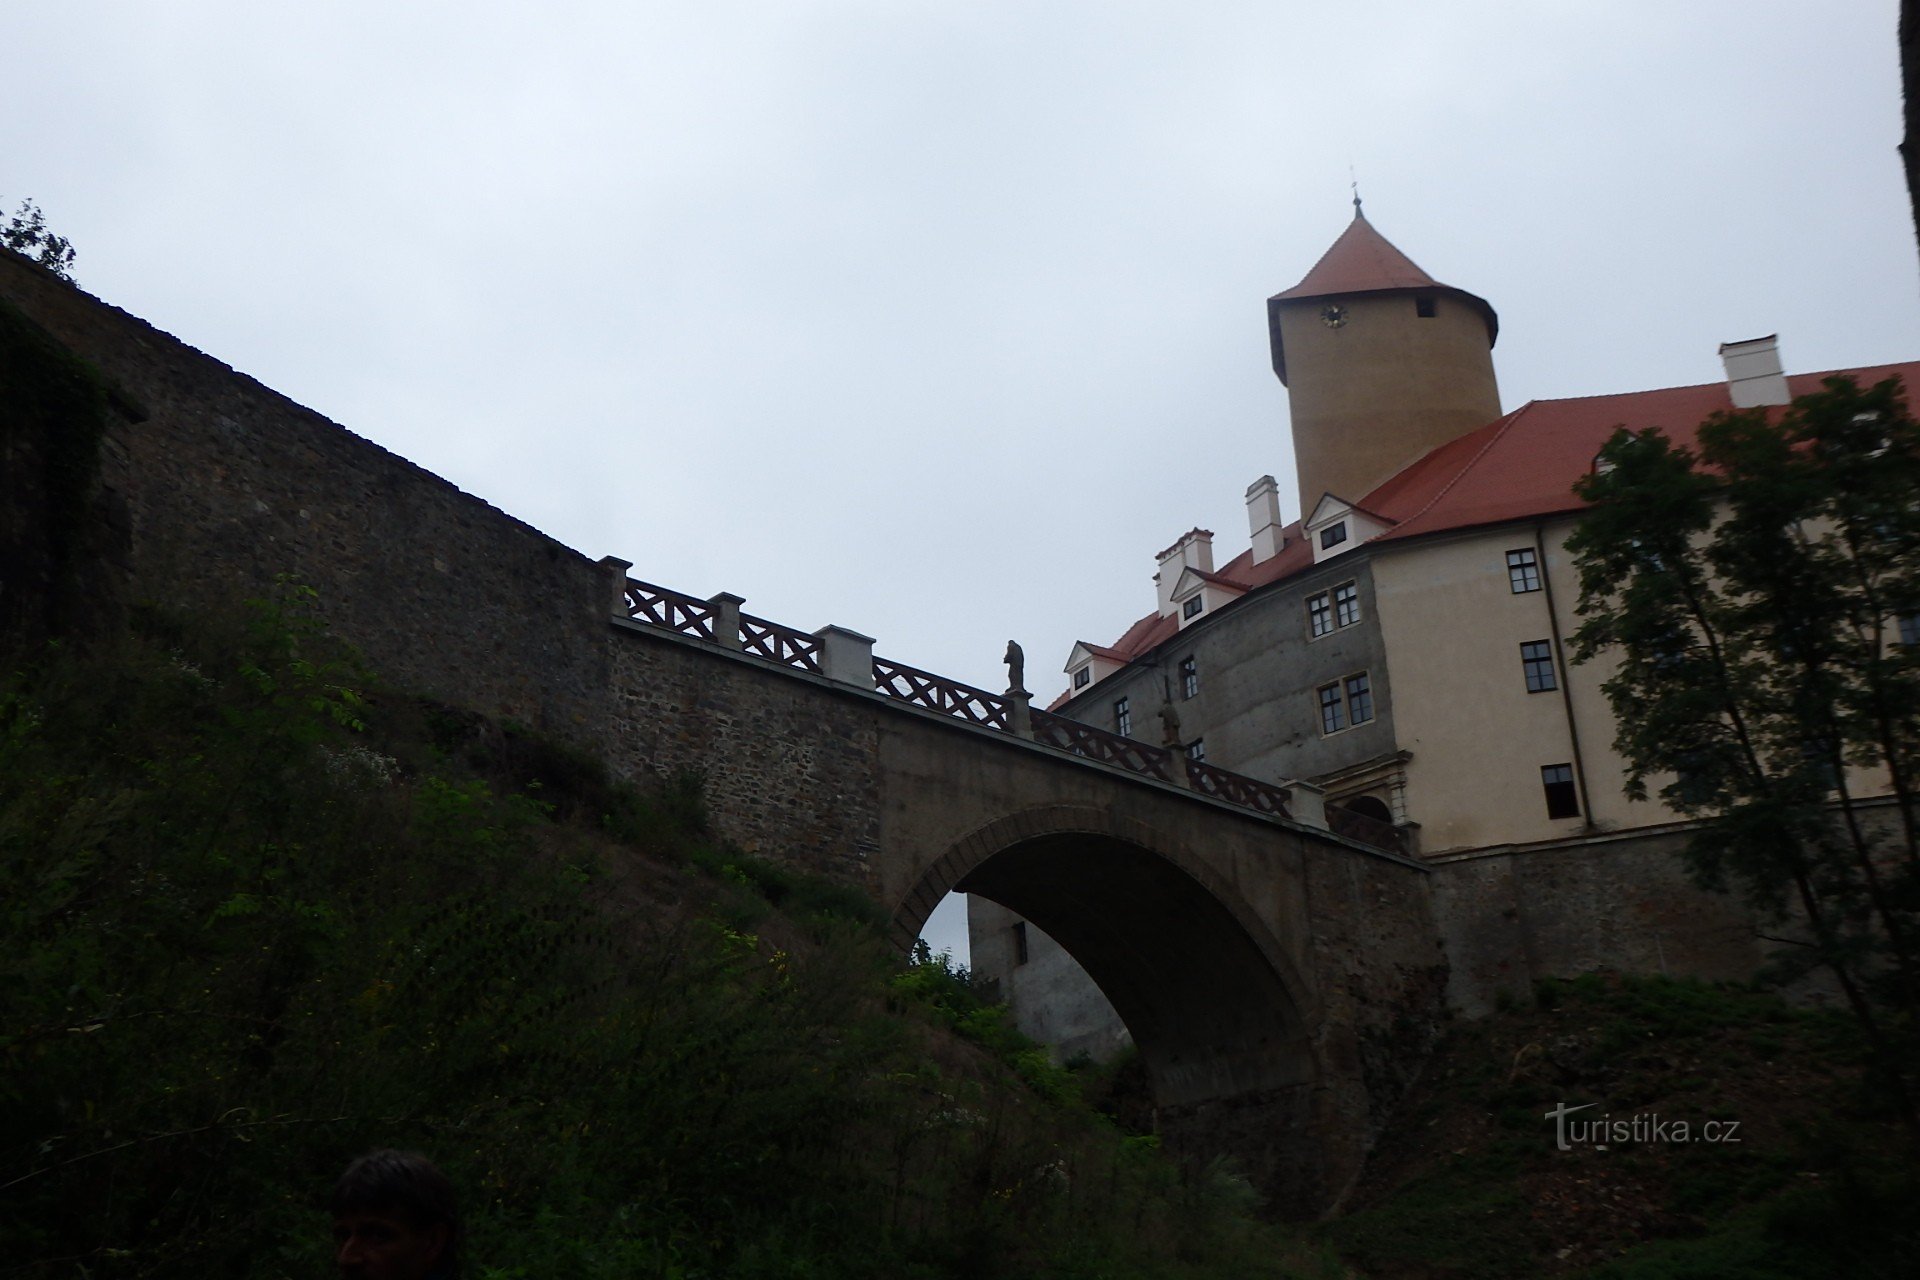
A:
[[0, 599, 1321, 1278]]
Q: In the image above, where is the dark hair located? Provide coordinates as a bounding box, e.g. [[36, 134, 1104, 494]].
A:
[[330, 1149, 461, 1275]]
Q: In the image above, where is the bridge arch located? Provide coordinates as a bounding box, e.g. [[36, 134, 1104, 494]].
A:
[[891, 804, 1322, 1109]]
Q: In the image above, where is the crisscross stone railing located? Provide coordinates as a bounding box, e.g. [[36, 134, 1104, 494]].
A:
[[610, 574, 1452, 845], [1030, 709, 1176, 782], [740, 612, 822, 673], [1186, 760, 1292, 817], [623, 578, 719, 642], [873, 657, 1010, 730]]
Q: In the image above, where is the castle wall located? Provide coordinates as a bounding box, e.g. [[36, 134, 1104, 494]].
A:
[[604, 620, 885, 886], [1430, 829, 1786, 1017], [0, 252, 613, 749]]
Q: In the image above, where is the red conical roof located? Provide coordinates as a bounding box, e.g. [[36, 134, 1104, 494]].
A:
[[1265, 209, 1498, 384], [1272, 211, 1439, 300]]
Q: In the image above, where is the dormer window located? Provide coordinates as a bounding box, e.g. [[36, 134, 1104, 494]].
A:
[[1320, 521, 1348, 550], [1072, 666, 1091, 689], [1182, 595, 1204, 619]]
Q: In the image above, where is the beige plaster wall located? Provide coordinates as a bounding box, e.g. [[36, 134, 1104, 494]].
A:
[[1371, 521, 1657, 852]]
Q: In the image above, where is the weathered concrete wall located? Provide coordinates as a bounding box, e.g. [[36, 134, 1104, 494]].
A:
[[0, 252, 612, 749]]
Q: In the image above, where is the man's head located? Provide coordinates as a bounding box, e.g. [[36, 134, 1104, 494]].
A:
[[329, 1149, 459, 1280]]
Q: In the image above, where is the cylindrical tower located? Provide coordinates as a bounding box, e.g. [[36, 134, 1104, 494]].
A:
[[1268, 208, 1501, 516]]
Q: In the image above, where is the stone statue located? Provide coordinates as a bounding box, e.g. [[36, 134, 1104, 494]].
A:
[[1158, 701, 1181, 747], [1004, 640, 1026, 695]]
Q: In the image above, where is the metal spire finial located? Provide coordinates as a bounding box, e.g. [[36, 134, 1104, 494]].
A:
[[1350, 166, 1363, 217]]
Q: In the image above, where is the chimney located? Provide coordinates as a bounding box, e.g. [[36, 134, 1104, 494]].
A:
[[1154, 528, 1215, 615], [1719, 335, 1790, 408], [1245, 475, 1285, 564]]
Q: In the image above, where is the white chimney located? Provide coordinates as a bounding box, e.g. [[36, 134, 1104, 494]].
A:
[[1154, 528, 1214, 615], [1719, 335, 1790, 408], [1245, 475, 1285, 564]]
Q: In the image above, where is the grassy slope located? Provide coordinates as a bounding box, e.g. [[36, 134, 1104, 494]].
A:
[[0, 596, 1343, 1279], [1323, 974, 1915, 1278]]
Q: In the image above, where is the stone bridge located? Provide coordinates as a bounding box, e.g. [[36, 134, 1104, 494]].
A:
[[0, 251, 1445, 1218], [603, 574, 1446, 1215]]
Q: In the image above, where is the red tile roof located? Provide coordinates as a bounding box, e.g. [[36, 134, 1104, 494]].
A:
[[1371, 361, 1920, 542], [1266, 212, 1498, 384], [1065, 360, 1920, 690], [1271, 212, 1439, 300]]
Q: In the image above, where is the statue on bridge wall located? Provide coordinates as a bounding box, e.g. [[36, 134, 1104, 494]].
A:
[[1004, 640, 1027, 696]]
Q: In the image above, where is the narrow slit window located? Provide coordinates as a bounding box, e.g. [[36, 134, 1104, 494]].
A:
[[1012, 921, 1029, 966]]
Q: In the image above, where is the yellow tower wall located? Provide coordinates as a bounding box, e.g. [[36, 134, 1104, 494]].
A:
[[1278, 289, 1501, 514]]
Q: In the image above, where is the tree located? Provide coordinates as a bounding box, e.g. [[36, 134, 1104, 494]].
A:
[[2, 198, 76, 281], [1568, 375, 1920, 1132]]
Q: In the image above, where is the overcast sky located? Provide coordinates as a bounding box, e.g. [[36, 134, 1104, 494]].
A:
[[8, 2, 1917, 961]]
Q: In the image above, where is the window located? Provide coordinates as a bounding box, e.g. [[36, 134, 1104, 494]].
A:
[[1186, 739, 1206, 762], [1521, 640, 1557, 692], [1072, 666, 1091, 689], [1345, 672, 1373, 724], [1307, 592, 1333, 637], [1507, 548, 1541, 593], [1012, 921, 1029, 966], [1307, 581, 1359, 637], [1320, 521, 1349, 550], [1179, 656, 1198, 699], [1541, 763, 1579, 818], [1334, 581, 1360, 627], [1114, 696, 1132, 738], [1318, 682, 1345, 734], [1182, 594, 1204, 619], [1318, 671, 1374, 735], [1900, 615, 1920, 647], [1415, 295, 1436, 318]]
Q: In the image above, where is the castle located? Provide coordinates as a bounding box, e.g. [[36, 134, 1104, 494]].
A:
[[971, 204, 1920, 1059]]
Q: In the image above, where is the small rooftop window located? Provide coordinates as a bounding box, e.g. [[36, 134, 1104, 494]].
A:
[[1320, 521, 1348, 551], [1182, 595, 1204, 619], [1415, 296, 1436, 318]]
